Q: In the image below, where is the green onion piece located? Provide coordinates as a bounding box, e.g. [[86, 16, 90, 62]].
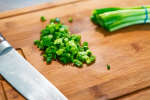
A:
[[34, 40, 40, 45], [68, 17, 73, 23], [55, 17, 60, 23], [107, 64, 110, 70], [50, 18, 55, 23], [73, 59, 83, 67], [40, 16, 46, 22]]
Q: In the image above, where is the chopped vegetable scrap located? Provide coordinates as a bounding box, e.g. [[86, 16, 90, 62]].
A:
[[107, 64, 110, 70], [34, 18, 96, 67], [40, 16, 46, 22], [68, 17, 73, 23], [91, 6, 150, 32]]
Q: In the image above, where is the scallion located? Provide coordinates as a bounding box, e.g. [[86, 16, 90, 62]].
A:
[[91, 6, 150, 32]]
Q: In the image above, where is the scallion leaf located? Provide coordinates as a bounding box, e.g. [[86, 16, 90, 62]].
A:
[[91, 6, 150, 31]]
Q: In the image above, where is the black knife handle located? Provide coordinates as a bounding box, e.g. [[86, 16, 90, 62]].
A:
[[0, 33, 5, 43]]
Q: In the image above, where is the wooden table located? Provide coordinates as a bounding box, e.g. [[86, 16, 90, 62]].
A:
[[0, 0, 53, 12], [1, 0, 150, 100]]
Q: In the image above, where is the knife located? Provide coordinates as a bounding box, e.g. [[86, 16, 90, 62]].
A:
[[0, 33, 68, 100]]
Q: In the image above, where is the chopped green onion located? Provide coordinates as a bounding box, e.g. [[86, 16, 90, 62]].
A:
[[68, 17, 73, 23], [35, 18, 96, 67], [50, 19, 55, 23], [107, 64, 110, 70], [40, 16, 46, 22], [34, 40, 40, 45], [73, 59, 83, 67], [55, 17, 60, 23]]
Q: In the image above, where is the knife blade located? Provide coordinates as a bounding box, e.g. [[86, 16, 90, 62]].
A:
[[0, 34, 68, 100]]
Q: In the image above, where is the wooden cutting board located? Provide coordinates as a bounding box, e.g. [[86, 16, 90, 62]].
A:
[[1, 0, 150, 100]]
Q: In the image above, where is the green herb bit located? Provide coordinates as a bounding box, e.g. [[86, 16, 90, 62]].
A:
[[107, 64, 110, 70], [56, 49, 64, 56], [89, 55, 96, 62], [50, 18, 55, 23], [34, 40, 40, 45], [83, 42, 88, 46], [86, 50, 92, 56], [46, 57, 52, 64], [55, 17, 60, 23], [68, 17, 73, 23], [40, 16, 46, 22], [73, 59, 83, 67]]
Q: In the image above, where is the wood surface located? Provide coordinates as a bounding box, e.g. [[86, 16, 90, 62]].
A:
[[0, 0, 150, 99], [1, 81, 25, 100], [0, 81, 6, 100], [0, 76, 4, 80], [117, 87, 150, 100]]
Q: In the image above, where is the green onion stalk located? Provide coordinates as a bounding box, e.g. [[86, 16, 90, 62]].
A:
[[91, 6, 150, 32]]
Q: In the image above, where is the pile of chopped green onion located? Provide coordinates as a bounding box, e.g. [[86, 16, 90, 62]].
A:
[[91, 6, 150, 32], [34, 18, 95, 67]]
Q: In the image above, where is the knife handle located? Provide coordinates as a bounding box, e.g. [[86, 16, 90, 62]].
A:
[[0, 33, 12, 56]]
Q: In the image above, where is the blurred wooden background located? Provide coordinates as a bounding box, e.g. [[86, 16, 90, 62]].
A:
[[0, 0, 54, 12]]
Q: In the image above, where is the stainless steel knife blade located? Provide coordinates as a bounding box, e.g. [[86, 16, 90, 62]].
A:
[[0, 34, 68, 100]]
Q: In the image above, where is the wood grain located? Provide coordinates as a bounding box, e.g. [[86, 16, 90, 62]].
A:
[[0, 76, 4, 80], [1, 81, 25, 100], [0, 81, 6, 100], [0, 0, 150, 99], [117, 87, 150, 100]]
